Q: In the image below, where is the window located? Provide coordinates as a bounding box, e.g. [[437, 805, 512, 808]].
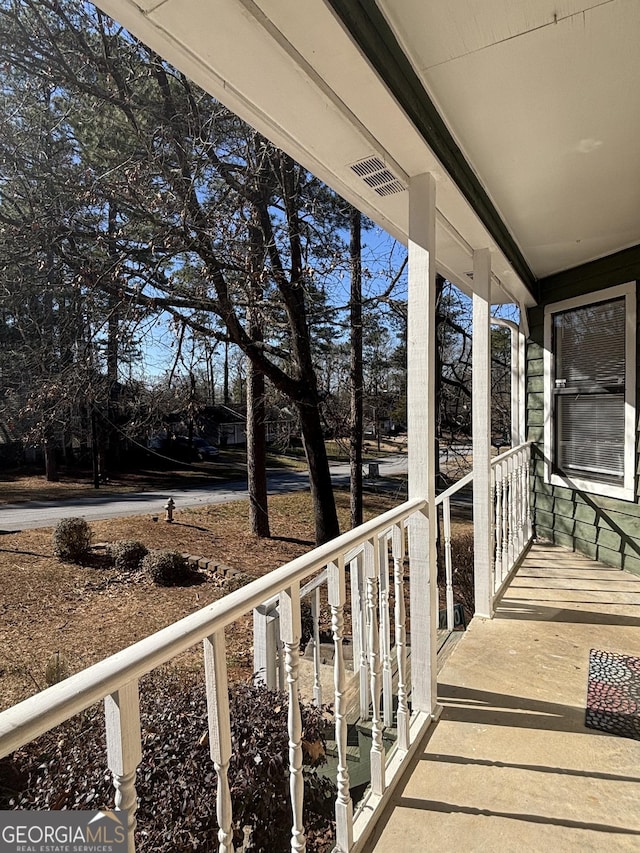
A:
[[544, 282, 636, 501]]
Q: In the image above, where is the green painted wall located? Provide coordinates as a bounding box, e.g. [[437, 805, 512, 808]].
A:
[[527, 247, 640, 577]]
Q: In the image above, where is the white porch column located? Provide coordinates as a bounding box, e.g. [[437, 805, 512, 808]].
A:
[[472, 249, 494, 618], [407, 172, 438, 713], [492, 318, 521, 446], [518, 327, 526, 444], [509, 324, 520, 447]]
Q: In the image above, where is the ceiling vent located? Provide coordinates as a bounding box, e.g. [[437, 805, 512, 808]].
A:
[[350, 157, 406, 197]]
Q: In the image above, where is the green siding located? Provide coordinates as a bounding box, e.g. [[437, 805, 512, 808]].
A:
[[527, 410, 545, 429], [527, 357, 544, 378], [527, 250, 640, 578], [622, 552, 640, 575]]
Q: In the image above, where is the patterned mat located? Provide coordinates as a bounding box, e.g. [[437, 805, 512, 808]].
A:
[[585, 648, 640, 740]]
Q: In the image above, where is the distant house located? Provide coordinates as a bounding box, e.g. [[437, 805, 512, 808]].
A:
[[198, 405, 297, 447]]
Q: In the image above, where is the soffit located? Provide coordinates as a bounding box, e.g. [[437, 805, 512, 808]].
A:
[[97, 0, 615, 305], [378, 0, 640, 279]]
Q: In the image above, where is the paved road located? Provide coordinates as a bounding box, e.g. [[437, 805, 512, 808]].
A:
[[0, 455, 409, 532]]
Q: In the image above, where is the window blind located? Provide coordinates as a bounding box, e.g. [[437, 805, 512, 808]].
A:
[[555, 298, 625, 389], [553, 297, 626, 484], [557, 393, 625, 482]]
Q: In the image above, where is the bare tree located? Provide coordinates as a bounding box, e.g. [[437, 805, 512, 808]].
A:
[[349, 206, 364, 528], [0, 1, 344, 541]]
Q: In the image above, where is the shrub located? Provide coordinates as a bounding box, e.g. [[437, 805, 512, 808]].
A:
[[8, 674, 336, 852], [451, 529, 475, 621], [110, 540, 149, 573], [227, 681, 335, 852], [52, 517, 92, 564], [0, 756, 23, 810], [143, 549, 189, 586], [222, 570, 254, 593]]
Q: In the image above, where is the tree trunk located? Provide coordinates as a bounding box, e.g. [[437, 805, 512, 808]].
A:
[[44, 437, 58, 482], [246, 215, 270, 538], [223, 341, 230, 405], [435, 274, 445, 582], [349, 206, 363, 529], [297, 399, 340, 545], [187, 370, 196, 448], [91, 408, 100, 489], [435, 273, 444, 489], [43, 240, 58, 484], [247, 357, 270, 537], [106, 202, 120, 470]]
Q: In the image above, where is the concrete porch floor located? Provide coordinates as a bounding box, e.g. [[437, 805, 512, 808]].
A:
[[366, 543, 640, 852]]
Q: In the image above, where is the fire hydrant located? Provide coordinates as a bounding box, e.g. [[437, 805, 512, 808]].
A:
[[164, 497, 175, 523]]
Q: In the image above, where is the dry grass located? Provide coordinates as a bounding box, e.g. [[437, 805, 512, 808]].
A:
[[0, 450, 307, 505], [0, 470, 232, 505], [0, 489, 400, 711]]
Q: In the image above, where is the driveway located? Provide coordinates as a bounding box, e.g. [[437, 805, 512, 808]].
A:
[[0, 456, 408, 532]]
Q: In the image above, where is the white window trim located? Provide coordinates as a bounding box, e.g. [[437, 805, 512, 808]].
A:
[[543, 281, 636, 502]]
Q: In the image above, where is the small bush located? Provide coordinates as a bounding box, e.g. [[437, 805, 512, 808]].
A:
[[143, 549, 189, 586], [8, 674, 336, 852], [52, 517, 92, 564], [223, 570, 254, 593], [110, 540, 149, 573]]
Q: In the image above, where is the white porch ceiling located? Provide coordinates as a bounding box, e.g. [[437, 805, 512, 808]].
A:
[[92, 0, 640, 305], [380, 0, 640, 279]]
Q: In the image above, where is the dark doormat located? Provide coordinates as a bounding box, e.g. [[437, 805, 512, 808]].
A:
[[585, 648, 640, 740]]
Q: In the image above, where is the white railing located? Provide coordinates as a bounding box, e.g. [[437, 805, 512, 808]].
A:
[[255, 524, 409, 728], [0, 496, 427, 853], [435, 470, 474, 631], [0, 444, 533, 853], [255, 443, 533, 770], [491, 442, 532, 598], [434, 441, 532, 620]]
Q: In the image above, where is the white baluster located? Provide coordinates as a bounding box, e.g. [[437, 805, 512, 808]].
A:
[[280, 584, 305, 853], [443, 497, 454, 631], [311, 588, 322, 707], [328, 556, 354, 852], [253, 602, 278, 690], [516, 452, 524, 557], [520, 450, 528, 549], [378, 534, 393, 728], [392, 522, 409, 751], [276, 614, 285, 692], [501, 459, 509, 580], [364, 537, 384, 795], [105, 681, 142, 853], [350, 552, 369, 721], [511, 453, 520, 559], [203, 632, 234, 853], [508, 455, 516, 569], [524, 445, 532, 540], [494, 461, 503, 581], [349, 554, 362, 678], [490, 466, 497, 593]]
